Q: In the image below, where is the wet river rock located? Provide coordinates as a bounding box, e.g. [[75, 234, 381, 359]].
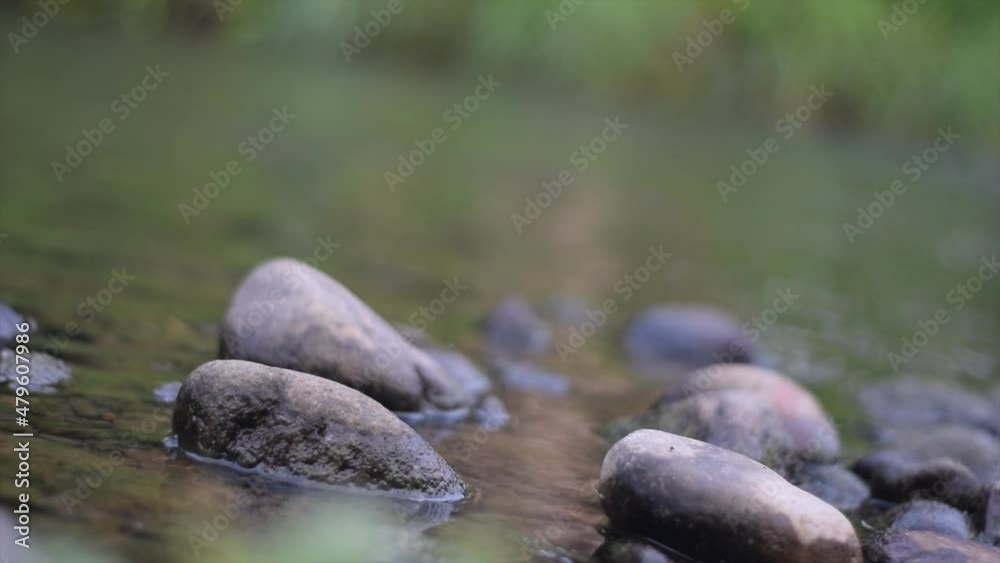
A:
[[599, 430, 862, 563], [220, 258, 470, 412], [865, 529, 1000, 563], [791, 463, 870, 513], [607, 365, 839, 473], [172, 360, 466, 499], [623, 305, 754, 375]]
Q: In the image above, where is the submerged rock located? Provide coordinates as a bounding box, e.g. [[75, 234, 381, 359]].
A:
[[493, 360, 570, 396], [599, 430, 862, 563], [172, 360, 466, 499], [623, 305, 753, 374], [220, 258, 470, 413], [152, 381, 182, 404], [859, 378, 1000, 441], [865, 529, 1000, 563], [791, 463, 870, 513], [607, 365, 839, 472], [482, 296, 551, 358], [0, 303, 34, 348], [888, 500, 972, 540], [0, 349, 71, 394]]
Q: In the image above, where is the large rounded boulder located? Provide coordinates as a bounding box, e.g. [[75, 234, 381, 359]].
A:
[[220, 258, 469, 412], [598, 430, 861, 563], [172, 360, 466, 499]]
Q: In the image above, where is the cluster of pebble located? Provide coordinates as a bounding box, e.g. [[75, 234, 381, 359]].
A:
[[5, 256, 999, 562]]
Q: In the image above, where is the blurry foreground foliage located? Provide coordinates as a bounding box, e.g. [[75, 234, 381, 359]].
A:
[[4, 0, 999, 141]]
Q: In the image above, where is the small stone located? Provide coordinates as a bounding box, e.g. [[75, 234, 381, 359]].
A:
[[482, 297, 551, 358], [599, 430, 862, 563], [888, 500, 971, 540], [0, 303, 34, 348], [623, 304, 753, 375], [493, 360, 569, 396], [0, 349, 72, 394], [153, 381, 182, 404], [859, 378, 1000, 441], [865, 529, 1000, 563], [173, 360, 466, 499], [473, 395, 510, 430], [792, 463, 870, 513], [220, 258, 470, 413], [853, 453, 985, 514]]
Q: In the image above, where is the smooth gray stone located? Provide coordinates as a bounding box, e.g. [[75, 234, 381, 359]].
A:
[[599, 430, 861, 563], [859, 378, 1000, 441], [792, 463, 870, 513], [889, 500, 972, 540], [623, 304, 753, 373], [482, 296, 551, 358], [220, 258, 470, 412], [0, 349, 71, 394]]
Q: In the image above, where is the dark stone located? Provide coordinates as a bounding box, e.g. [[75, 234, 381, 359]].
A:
[[865, 529, 1000, 563], [623, 305, 753, 374], [853, 453, 985, 514], [885, 426, 1000, 484], [220, 258, 470, 413], [482, 297, 551, 358], [153, 381, 182, 404], [0, 349, 71, 394], [599, 430, 861, 563], [859, 379, 1000, 441], [173, 360, 466, 499], [889, 500, 972, 540], [594, 536, 683, 563], [791, 463, 870, 513]]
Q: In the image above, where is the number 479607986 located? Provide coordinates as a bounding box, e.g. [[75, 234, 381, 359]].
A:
[[13, 322, 31, 420]]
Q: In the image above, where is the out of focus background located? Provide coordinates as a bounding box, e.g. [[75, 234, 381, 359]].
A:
[[0, 1, 998, 562]]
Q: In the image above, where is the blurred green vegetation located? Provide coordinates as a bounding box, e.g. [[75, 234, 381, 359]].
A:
[[4, 0, 999, 140]]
